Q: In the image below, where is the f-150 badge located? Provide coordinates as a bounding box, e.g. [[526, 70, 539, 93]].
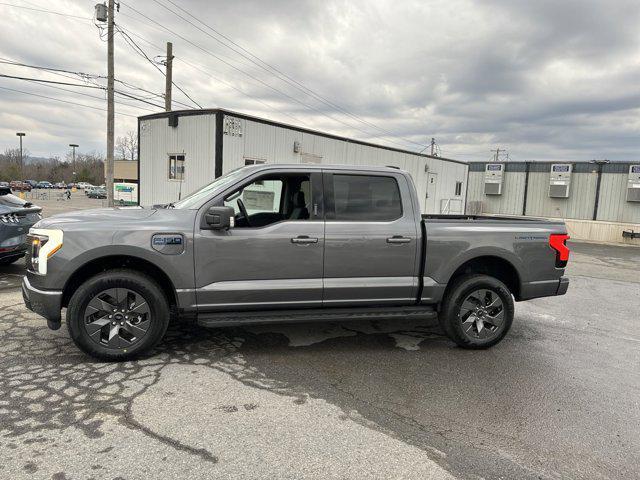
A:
[[151, 234, 184, 254]]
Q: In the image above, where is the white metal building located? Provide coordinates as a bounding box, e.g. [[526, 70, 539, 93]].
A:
[[466, 161, 640, 245], [137, 109, 468, 212]]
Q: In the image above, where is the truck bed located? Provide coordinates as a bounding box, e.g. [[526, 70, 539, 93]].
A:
[[419, 213, 568, 304], [422, 214, 565, 224]]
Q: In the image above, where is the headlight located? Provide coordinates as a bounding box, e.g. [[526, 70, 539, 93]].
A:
[[27, 228, 63, 275]]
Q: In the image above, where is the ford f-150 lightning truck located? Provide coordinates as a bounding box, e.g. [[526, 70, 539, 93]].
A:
[[22, 164, 570, 360]]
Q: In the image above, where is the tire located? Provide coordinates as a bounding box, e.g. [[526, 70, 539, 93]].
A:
[[439, 274, 514, 349], [66, 269, 170, 361]]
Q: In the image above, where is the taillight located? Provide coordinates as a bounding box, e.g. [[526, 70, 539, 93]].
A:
[[549, 234, 570, 268]]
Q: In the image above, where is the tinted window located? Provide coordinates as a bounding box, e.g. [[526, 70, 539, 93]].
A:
[[333, 175, 402, 221]]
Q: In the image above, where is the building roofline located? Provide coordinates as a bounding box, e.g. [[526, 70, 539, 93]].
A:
[[468, 160, 638, 164], [138, 108, 468, 167]]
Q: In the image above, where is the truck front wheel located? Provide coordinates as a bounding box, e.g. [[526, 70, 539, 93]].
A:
[[66, 269, 170, 361], [439, 274, 514, 349]]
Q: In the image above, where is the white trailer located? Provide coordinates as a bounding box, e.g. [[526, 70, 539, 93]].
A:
[[113, 182, 138, 206], [138, 109, 468, 212]]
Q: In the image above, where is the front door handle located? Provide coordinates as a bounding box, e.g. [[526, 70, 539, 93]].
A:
[[387, 235, 412, 244], [291, 235, 318, 245]]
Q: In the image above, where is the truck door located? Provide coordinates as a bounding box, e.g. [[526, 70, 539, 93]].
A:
[[322, 170, 420, 306], [194, 170, 324, 310]]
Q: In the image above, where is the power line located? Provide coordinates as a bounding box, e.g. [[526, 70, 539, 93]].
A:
[[0, 5, 197, 110], [0, 2, 91, 20], [114, 90, 164, 109], [155, 0, 428, 149], [5, 0, 428, 150], [0, 72, 165, 109], [115, 25, 202, 109], [0, 73, 103, 89], [4, 1, 420, 148], [119, 1, 425, 150], [0, 85, 139, 118], [0, 76, 160, 113], [0, 57, 194, 108], [0, 58, 103, 79], [173, 57, 311, 126]]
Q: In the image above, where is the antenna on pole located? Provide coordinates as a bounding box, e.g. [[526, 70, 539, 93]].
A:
[[491, 148, 509, 162], [420, 137, 440, 156]]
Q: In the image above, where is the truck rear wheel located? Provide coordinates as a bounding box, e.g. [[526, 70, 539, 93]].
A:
[[66, 269, 170, 361], [439, 274, 514, 349]]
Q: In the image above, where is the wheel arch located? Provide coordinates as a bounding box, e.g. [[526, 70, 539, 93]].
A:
[[443, 255, 522, 301], [61, 255, 178, 309]]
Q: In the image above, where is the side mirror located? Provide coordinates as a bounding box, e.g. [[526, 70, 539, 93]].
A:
[[204, 206, 235, 230]]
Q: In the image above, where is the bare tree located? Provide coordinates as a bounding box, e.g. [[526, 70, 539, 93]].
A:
[[115, 130, 138, 161], [0, 148, 29, 181]]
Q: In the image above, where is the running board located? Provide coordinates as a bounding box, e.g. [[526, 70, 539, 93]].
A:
[[197, 305, 437, 328]]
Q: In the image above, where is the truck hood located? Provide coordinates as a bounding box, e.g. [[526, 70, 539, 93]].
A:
[[35, 207, 157, 229]]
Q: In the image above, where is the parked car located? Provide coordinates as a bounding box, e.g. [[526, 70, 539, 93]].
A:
[[0, 185, 41, 265], [54, 182, 66, 189], [66, 183, 76, 189], [25, 180, 38, 188], [22, 164, 570, 361], [84, 186, 97, 196], [87, 187, 107, 199], [10, 181, 32, 192], [76, 182, 92, 190], [36, 181, 53, 189], [0, 182, 9, 188]]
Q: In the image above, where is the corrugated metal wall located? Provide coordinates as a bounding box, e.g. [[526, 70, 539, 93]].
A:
[[525, 171, 598, 219], [597, 173, 640, 223], [222, 115, 468, 214], [139, 114, 216, 206], [466, 171, 526, 215], [465, 162, 640, 224]]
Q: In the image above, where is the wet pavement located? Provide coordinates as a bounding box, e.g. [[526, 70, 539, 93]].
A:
[[0, 241, 638, 479]]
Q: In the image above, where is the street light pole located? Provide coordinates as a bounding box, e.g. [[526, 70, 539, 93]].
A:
[[69, 143, 79, 184], [16, 132, 25, 179]]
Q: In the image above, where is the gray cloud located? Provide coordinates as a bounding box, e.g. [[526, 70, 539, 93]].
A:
[[0, 0, 639, 162]]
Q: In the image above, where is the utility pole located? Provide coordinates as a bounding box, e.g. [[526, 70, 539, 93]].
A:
[[491, 148, 508, 162], [16, 132, 25, 179], [69, 144, 79, 184], [106, 0, 115, 207], [164, 41, 173, 111]]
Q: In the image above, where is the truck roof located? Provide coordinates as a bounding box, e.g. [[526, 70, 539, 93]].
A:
[[238, 163, 407, 174]]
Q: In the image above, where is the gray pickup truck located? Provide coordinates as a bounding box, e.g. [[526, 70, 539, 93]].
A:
[[22, 164, 570, 360]]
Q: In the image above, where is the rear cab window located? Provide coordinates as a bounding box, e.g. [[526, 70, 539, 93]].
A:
[[330, 174, 402, 221]]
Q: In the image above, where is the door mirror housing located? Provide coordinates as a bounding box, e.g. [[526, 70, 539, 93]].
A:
[[204, 206, 235, 230]]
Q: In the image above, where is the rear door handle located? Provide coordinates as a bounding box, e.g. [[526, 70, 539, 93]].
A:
[[291, 235, 318, 245], [387, 236, 412, 244]]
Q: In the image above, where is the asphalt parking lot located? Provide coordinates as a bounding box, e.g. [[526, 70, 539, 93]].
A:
[[0, 199, 638, 478]]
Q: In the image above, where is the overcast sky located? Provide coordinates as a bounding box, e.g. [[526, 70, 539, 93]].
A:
[[1, 0, 639, 162]]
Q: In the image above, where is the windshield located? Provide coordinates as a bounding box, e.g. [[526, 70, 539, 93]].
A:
[[171, 167, 250, 209]]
